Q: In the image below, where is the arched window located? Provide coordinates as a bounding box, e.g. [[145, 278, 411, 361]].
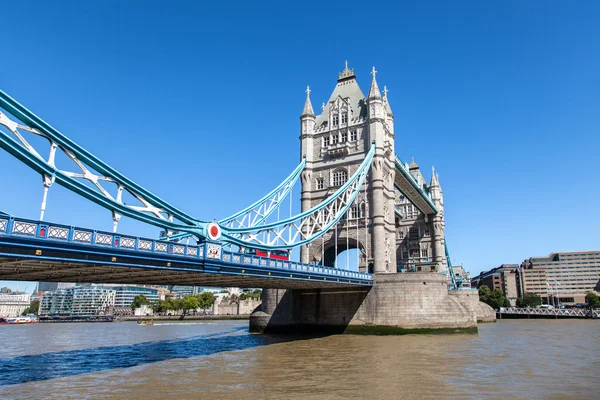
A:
[[332, 169, 348, 187]]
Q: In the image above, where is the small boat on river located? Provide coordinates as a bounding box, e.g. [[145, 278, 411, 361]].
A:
[[137, 320, 154, 326]]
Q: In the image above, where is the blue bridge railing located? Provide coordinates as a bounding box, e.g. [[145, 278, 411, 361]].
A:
[[0, 215, 373, 282]]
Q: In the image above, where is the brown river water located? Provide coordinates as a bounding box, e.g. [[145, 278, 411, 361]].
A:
[[0, 319, 598, 399]]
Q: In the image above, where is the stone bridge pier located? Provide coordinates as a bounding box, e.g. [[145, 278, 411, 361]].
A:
[[250, 273, 495, 334]]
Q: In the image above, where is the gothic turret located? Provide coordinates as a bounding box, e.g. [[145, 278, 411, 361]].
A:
[[368, 67, 382, 99], [301, 86, 315, 117], [429, 166, 443, 208]]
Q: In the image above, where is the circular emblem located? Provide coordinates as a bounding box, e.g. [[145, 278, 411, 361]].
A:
[[207, 222, 221, 241]]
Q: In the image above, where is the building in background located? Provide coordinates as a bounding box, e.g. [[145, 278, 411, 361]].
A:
[[111, 285, 159, 312], [448, 265, 471, 288], [40, 288, 75, 315], [471, 264, 520, 306], [0, 291, 31, 317], [169, 286, 198, 298], [37, 282, 76, 293], [71, 287, 115, 315], [519, 251, 600, 305]]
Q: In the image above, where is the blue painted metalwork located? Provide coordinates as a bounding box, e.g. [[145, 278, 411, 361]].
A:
[[222, 144, 376, 249], [445, 241, 462, 290], [0, 214, 373, 284], [0, 89, 211, 237], [168, 157, 306, 242]]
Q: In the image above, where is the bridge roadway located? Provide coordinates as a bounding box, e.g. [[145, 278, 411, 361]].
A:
[[0, 215, 372, 289]]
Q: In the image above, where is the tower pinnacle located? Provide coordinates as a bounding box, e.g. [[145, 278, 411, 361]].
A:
[[368, 66, 381, 98], [301, 85, 315, 117]]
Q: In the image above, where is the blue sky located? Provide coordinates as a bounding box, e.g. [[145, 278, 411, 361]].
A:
[[1, 1, 599, 291]]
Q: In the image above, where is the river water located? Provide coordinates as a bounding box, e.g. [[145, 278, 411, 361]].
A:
[[0, 319, 598, 399]]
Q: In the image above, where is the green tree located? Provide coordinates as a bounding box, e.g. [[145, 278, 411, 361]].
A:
[[516, 292, 542, 308], [478, 285, 511, 310], [21, 299, 40, 316], [163, 297, 176, 314], [130, 294, 150, 311], [180, 295, 200, 317], [586, 292, 600, 308], [152, 300, 167, 314], [197, 292, 216, 312]]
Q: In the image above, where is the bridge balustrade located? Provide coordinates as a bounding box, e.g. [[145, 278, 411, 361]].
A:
[[0, 215, 373, 283]]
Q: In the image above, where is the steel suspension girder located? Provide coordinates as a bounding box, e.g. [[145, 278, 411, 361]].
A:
[[0, 90, 211, 238], [220, 144, 376, 250]]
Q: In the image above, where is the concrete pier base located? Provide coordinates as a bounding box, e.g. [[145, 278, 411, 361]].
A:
[[250, 273, 491, 334]]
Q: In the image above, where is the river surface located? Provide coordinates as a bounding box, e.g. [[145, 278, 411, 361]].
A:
[[0, 319, 598, 399]]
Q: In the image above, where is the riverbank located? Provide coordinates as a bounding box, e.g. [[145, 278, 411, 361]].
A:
[[120, 314, 250, 322]]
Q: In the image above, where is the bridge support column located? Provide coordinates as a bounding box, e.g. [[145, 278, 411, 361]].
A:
[[249, 273, 492, 334]]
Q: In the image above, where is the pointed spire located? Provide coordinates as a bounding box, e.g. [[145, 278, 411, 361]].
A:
[[368, 66, 381, 99], [301, 85, 315, 117], [383, 85, 393, 115], [430, 166, 440, 187], [409, 157, 419, 170]]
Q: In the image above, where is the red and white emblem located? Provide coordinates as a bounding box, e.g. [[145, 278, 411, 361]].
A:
[[207, 222, 221, 241]]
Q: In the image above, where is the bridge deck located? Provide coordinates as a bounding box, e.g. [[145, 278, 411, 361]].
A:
[[0, 216, 372, 289]]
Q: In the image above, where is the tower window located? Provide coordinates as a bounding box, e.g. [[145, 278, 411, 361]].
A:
[[316, 178, 324, 190], [323, 136, 330, 147], [341, 112, 348, 124], [408, 227, 419, 240], [421, 248, 428, 258], [332, 115, 339, 126], [341, 132, 347, 142], [332, 134, 339, 144], [332, 170, 348, 187], [350, 130, 357, 141]]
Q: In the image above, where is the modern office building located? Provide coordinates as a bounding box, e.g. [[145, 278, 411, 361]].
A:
[[0, 292, 32, 317], [520, 251, 600, 305], [110, 285, 159, 308], [40, 286, 116, 316], [40, 288, 76, 315], [71, 287, 115, 316]]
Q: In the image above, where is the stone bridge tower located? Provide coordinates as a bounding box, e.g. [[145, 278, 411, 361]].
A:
[[299, 63, 397, 273]]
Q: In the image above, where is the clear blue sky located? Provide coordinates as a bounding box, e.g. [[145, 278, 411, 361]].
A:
[[1, 1, 599, 291]]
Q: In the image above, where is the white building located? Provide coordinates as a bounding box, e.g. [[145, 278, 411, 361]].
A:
[[0, 292, 32, 317]]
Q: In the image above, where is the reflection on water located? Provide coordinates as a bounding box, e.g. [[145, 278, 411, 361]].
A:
[[0, 320, 598, 399]]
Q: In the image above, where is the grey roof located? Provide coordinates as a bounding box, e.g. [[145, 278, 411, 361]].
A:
[[368, 75, 382, 98], [315, 77, 368, 127], [301, 94, 315, 117]]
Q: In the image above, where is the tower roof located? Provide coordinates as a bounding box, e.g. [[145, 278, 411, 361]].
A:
[[301, 86, 315, 117], [315, 62, 368, 128], [383, 86, 393, 115], [409, 157, 419, 170], [368, 66, 381, 99]]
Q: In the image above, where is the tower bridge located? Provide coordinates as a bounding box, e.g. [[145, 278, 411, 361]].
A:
[[0, 63, 495, 334]]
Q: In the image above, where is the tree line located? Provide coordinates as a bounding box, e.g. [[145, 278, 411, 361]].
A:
[[131, 292, 217, 316]]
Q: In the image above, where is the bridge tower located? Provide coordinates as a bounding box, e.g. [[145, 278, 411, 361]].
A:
[[299, 62, 397, 273]]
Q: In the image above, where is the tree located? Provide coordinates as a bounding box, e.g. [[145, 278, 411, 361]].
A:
[[586, 292, 600, 308], [516, 292, 542, 308], [197, 292, 216, 312], [180, 295, 199, 317], [478, 285, 511, 310], [21, 299, 40, 316], [130, 294, 150, 311]]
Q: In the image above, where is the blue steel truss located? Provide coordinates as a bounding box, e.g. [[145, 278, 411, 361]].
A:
[[0, 90, 211, 238], [222, 144, 375, 249]]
